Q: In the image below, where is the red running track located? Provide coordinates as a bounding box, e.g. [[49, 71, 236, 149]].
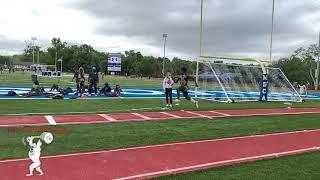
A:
[[1, 129, 320, 180], [0, 108, 320, 127]]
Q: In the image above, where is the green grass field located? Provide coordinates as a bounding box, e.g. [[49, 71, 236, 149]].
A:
[[1, 114, 320, 160], [0, 72, 162, 88], [1, 72, 320, 179]]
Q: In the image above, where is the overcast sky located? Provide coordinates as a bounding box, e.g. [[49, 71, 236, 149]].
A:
[[0, 0, 319, 61]]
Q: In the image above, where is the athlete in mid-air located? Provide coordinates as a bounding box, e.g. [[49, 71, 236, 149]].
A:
[[174, 67, 199, 108], [26, 136, 44, 176]]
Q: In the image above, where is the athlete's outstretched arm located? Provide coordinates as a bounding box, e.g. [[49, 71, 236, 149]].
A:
[[27, 137, 34, 146], [173, 76, 181, 83]]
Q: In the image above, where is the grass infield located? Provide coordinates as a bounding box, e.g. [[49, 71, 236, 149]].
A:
[[1, 114, 320, 160], [0, 72, 163, 88]]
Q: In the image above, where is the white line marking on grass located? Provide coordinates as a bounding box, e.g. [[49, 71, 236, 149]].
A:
[[98, 114, 117, 122], [1, 129, 320, 163], [2, 108, 320, 117], [229, 111, 320, 117], [131, 113, 151, 120], [130, 107, 164, 111], [2, 107, 165, 116], [45, 116, 56, 125], [210, 111, 231, 117], [159, 112, 181, 119], [186, 111, 210, 118], [114, 147, 320, 180]]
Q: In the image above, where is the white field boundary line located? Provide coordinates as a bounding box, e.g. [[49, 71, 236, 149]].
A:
[[186, 111, 211, 119], [2, 110, 320, 127], [226, 111, 320, 117], [0, 118, 149, 127], [131, 113, 151, 120], [1, 107, 320, 116], [98, 114, 117, 122], [45, 115, 56, 125], [1, 129, 320, 163], [210, 111, 232, 117], [159, 112, 182, 119], [114, 147, 320, 180], [0, 107, 165, 116]]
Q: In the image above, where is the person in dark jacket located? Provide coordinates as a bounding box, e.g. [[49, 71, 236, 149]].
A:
[[100, 82, 112, 95], [72, 68, 80, 94], [88, 67, 99, 95]]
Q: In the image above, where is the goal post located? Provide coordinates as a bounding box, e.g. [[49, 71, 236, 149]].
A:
[[195, 58, 303, 103]]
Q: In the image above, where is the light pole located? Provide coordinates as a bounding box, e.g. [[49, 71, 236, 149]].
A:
[[37, 49, 40, 72], [162, 33, 168, 77], [316, 32, 320, 90], [58, 58, 63, 75], [31, 37, 37, 66], [55, 52, 57, 72]]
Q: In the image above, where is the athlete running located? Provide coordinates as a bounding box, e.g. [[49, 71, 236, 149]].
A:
[[174, 68, 199, 108]]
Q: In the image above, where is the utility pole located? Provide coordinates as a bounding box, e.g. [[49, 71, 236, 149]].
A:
[[316, 32, 320, 90]]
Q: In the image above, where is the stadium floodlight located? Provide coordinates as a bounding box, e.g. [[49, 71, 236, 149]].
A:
[[162, 33, 168, 77]]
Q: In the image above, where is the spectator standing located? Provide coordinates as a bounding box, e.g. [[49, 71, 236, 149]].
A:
[[163, 72, 174, 107], [88, 67, 99, 95]]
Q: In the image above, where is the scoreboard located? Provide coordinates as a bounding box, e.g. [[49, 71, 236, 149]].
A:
[[107, 53, 122, 72]]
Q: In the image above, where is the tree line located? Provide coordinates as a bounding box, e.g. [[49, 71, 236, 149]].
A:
[[0, 37, 319, 87], [1, 37, 196, 77], [272, 44, 320, 88]]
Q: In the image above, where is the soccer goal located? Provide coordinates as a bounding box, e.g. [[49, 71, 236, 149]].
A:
[[195, 59, 303, 103]]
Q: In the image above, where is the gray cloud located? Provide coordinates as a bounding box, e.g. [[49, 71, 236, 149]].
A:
[[0, 36, 55, 55], [68, 0, 320, 59], [0, 37, 26, 54]]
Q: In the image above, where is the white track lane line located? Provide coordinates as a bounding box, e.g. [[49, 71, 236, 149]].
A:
[[98, 114, 117, 122], [159, 112, 181, 119], [131, 113, 151, 120], [210, 111, 232, 117], [186, 111, 211, 118], [0, 129, 319, 163], [45, 116, 56, 125], [114, 147, 320, 180]]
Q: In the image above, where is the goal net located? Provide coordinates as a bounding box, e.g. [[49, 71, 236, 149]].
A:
[[196, 60, 302, 102]]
